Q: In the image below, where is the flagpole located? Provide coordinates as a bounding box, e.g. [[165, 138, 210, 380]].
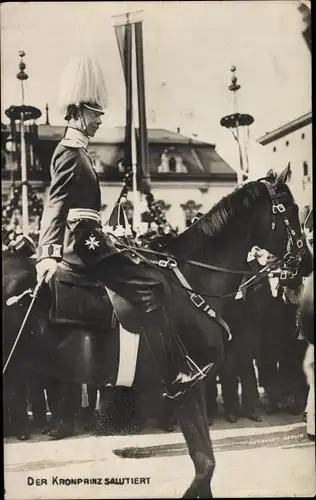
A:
[[17, 51, 29, 234], [113, 11, 144, 234], [131, 22, 142, 233], [134, 20, 150, 189]]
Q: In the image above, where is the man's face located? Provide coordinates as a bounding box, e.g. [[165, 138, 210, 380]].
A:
[[82, 107, 104, 137]]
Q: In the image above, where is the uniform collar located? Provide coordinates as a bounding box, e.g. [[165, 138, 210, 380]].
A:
[[63, 127, 89, 150]]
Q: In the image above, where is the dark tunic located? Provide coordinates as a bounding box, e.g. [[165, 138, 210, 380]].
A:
[[37, 136, 102, 268]]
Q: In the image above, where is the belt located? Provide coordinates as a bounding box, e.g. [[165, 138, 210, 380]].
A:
[[67, 208, 101, 223]]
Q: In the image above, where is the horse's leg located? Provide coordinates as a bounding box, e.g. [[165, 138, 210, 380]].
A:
[[47, 381, 80, 439], [92, 386, 117, 435], [44, 376, 60, 431], [203, 374, 219, 425], [158, 397, 176, 432], [27, 370, 47, 430], [11, 379, 30, 441], [82, 385, 99, 431], [175, 384, 215, 499], [194, 382, 215, 498]]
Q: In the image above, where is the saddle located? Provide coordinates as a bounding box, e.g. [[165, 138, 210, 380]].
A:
[[49, 266, 115, 331]]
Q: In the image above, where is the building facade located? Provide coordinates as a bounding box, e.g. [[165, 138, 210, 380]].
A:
[[1, 124, 237, 234], [257, 111, 312, 223]]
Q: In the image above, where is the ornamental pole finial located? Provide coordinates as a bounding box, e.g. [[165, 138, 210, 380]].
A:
[[17, 51, 28, 82], [45, 103, 50, 125], [17, 51, 28, 106], [220, 66, 254, 185], [228, 65, 240, 92]]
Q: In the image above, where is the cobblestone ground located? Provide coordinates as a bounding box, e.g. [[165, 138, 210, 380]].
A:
[[4, 412, 315, 499]]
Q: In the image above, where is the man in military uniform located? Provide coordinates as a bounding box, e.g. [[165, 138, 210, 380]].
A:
[[36, 55, 209, 418]]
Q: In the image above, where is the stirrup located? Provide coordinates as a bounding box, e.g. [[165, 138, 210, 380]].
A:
[[185, 357, 214, 379], [183, 362, 214, 382], [162, 363, 214, 400]]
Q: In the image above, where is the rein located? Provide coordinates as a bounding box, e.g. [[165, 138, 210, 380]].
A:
[[110, 236, 283, 300], [115, 242, 280, 276]]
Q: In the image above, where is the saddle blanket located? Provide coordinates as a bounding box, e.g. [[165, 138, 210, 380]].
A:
[[82, 323, 140, 405], [116, 323, 140, 386]]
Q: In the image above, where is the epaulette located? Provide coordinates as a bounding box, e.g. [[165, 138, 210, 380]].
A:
[[60, 138, 82, 149]]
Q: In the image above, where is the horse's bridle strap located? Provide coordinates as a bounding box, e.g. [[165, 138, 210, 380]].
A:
[[172, 266, 232, 341], [116, 242, 280, 277]]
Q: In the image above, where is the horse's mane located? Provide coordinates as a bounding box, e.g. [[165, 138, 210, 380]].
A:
[[161, 180, 276, 260]]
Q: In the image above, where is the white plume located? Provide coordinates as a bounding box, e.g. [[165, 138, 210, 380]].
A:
[[57, 54, 108, 115]]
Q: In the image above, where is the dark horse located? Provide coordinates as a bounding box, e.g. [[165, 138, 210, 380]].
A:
[[3, 171, 312, 498]]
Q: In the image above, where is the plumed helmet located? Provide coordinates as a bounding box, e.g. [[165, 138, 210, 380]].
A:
[[57, 54, 108, 119]]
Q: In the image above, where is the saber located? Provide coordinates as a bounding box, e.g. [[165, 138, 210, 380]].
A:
[[3, 275, 46, 375]]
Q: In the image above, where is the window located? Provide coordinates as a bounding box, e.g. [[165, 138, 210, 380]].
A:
[[301, 133, 305, 140], [285, 140, 289, 147], [157, 148, 187, 173], [303, 161, 309, 177], [181, 200, 203, 227], [168, 156, 176, 173], [273, 146, 277, 152]]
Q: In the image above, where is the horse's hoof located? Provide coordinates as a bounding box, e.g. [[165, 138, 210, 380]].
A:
[[245, 411, 262, 423], [226, 413, 238, 423], [42, 427, 55, 435], [47, 423, 74, 440], [17, 433, 30, 441], [47, 429, 74, 440]]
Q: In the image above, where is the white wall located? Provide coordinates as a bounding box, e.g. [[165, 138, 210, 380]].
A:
[[99, 181, 236, 232], [259, 123, 312, 220]]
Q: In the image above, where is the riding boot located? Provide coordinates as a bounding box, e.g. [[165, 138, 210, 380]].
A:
[[142, 306, 213, 400]]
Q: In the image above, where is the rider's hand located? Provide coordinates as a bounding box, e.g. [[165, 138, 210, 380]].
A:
[[36, 258, 58, 283]]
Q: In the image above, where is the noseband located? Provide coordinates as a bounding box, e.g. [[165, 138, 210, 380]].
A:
[[262, 180, 306, 284]]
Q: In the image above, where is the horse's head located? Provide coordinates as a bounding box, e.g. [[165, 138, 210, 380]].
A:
[[251, 166, 313, 278]]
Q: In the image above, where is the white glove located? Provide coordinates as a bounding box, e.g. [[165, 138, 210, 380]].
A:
[[36, 258, 58, 283]]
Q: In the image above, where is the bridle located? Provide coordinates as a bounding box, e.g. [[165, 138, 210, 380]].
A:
[[261, 179, 306, 284], [108, 180, 307, 300]]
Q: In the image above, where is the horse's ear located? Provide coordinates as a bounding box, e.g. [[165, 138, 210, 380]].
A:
[[266, 169, 277, 183], [274, 165, 291, 186]]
